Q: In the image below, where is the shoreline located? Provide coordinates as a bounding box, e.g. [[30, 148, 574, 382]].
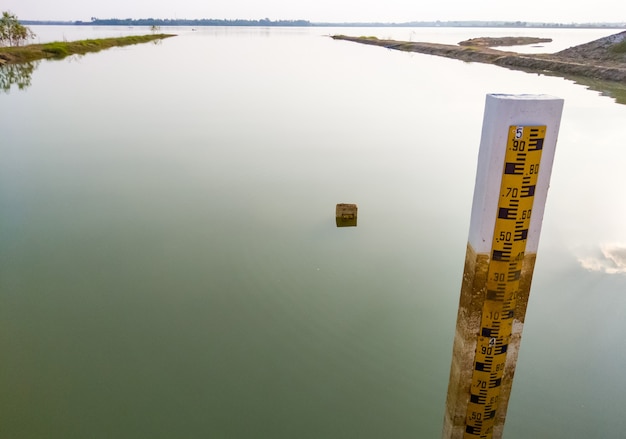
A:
[[331, 34, 626, 83], [0, 34, 176, 65]]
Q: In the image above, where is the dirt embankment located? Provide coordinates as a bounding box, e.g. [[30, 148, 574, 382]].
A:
[[332, 31, 626, 83], [459, 36, 552, 47]]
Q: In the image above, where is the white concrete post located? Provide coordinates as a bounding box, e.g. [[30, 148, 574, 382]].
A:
[[442, 94, 564, 439]]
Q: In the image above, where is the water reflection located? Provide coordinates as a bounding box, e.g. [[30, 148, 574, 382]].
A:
[[517, 67, 626, 105], [578, 244, 626, 274], [0, 60, 39, 93], [1, 38, 160, 94], [567, 76, 626, 105]]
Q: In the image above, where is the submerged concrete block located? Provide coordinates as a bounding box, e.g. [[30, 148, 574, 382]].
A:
[[336, 203, 357, 227]]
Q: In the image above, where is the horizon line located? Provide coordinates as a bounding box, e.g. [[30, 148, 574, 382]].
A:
[[21, 17, 626, 27]]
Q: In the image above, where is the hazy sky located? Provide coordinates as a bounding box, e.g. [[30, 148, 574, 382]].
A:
[[4, 0, 626, 23]]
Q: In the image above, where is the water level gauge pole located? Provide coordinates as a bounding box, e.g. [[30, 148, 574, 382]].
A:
[[442, 94, 564, 439]]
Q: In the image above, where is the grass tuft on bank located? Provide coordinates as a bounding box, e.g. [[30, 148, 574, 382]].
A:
[[0, 33, 176, 64], [610, 40, 626, 54]]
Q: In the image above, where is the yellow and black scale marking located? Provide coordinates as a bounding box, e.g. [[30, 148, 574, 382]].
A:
[[464, 126, 546, 439]]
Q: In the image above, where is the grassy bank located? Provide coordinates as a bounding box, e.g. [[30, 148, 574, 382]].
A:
[[0, 34, 176, 65]]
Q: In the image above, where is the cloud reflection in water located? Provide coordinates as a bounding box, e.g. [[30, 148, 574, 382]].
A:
[[578, 244, 626, 274]]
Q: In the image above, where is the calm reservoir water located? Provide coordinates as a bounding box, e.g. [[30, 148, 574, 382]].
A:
[[2, 26, 626, 438]]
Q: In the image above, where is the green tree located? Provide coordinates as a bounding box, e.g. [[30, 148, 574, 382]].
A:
[[0, 11, 36, 47]]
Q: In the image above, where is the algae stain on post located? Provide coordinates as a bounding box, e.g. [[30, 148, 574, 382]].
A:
[[443, 94, 564, 439]]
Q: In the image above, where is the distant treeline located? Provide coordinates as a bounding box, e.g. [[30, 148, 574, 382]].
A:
[[24, 18, 313, 27], [316, 21, 626, 28], [21, 18, 626, 29]]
